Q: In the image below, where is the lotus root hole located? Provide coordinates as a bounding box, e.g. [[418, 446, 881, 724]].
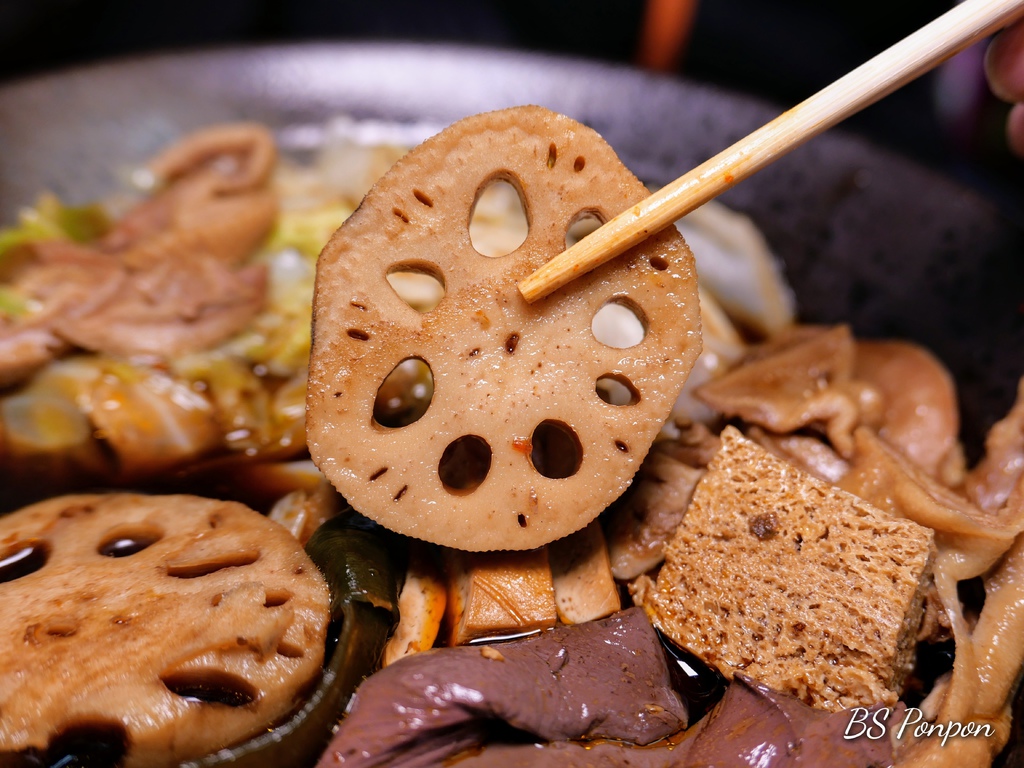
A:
[[392, 207, 410, 224], [591, 298, 648, 349], [438, 435, 492, 495], [45, 720, 129, 768], [505, 333, 520, 355], [44, 620, 79, 638], [615, 440, 630, 453], [530, 420, 583, 479], [517, 514, 528, 528], [565, 210, 604, 249], [373, 358, 434, 429], [650, 255, 669, 271], [469, 177, 528, 257], [263, 589, 291, 608], [386, 262, 445, 313], [413, 189, 434, 207], [573, 156, 586, 172], [547, 142, 558, 168], [98, 524, 163, 558], [596, 374, 640, 406], [347, 329, 370, 341], [161, 668, 259, 707], [0, 539, 49, 584], [165, 550, 260, 579]]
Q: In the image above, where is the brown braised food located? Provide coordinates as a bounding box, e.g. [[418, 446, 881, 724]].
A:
[[0, 493, 330, 767], [306, 105, 702, 551]]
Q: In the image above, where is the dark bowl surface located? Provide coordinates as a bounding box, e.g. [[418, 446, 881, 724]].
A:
[[1, 42, 1020, 457]]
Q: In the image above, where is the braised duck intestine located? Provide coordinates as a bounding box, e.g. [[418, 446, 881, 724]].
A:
[[867, 395, 1024, 766], [693, 324, 874, 458], [854, 339, 963, 484], [966, 377, 1024, 513]]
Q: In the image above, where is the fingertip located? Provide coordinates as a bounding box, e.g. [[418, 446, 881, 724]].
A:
[[986, 19, 1024, 103], [1006, 102, 1024, 159]]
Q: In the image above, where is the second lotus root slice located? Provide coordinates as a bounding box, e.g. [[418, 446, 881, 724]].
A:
[[307, 106, 702, 551], [0, 493, 330, 766]]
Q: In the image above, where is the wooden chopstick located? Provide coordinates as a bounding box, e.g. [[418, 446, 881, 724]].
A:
[[518, 0, 1024, 304]]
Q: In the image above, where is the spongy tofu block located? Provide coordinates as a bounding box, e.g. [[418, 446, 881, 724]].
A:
[[636, 427, 935, 711]]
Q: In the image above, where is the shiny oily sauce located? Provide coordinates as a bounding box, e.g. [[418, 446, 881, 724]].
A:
[[0, 540, 49, 584]]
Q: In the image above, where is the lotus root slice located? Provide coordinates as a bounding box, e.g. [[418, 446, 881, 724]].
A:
[[0, 493, 330, 767], [308, 105, 701, 551]]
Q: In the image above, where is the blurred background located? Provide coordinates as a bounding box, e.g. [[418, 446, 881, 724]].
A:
[[1, 0, 1022, 214]]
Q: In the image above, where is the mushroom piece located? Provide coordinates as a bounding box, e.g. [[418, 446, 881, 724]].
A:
[[548, 520, 620, 625], [606, 447, 706, 581], [441, 547, 557, 646], [384, 543, 447, 666], [657, 420, 722, 468]]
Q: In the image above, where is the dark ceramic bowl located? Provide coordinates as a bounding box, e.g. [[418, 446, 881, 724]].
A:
[[0, 43, 1022, 764]]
